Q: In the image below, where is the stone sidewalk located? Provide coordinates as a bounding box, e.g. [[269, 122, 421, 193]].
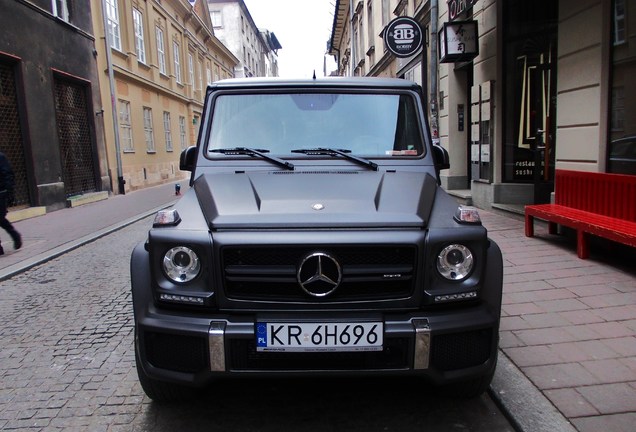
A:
[[1, 182, 634, 432], [481, 209, 636, 432]]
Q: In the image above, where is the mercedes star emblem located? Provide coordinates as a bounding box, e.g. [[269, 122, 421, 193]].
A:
[[297, 252, 342, 297]]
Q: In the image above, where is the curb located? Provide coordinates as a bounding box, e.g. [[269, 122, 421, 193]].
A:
[[0, 201, 176, 282], [489, 351, 577, 432]]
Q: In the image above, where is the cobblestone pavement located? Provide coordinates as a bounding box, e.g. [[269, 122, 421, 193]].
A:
[[0, 218, 147, 431]]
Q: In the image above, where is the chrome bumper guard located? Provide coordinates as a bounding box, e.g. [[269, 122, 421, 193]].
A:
[[209, 319, 431, 372]]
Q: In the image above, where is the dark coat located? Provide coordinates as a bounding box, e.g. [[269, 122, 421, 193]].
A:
[[0, 152, 15, 193]]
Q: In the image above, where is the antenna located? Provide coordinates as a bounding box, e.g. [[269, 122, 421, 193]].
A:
[[313, 70, 316, 80]]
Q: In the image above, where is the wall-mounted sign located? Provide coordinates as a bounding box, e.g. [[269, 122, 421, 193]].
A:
[[447, 0, 479, 21], [383, 16, 423, 58], [438, 20, 479, 63]]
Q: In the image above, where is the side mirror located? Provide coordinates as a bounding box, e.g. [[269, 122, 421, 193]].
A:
[[432, 145, 450, 170], [179, 146, 197, 171]]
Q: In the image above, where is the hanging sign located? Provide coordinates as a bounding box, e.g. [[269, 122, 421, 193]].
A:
[[383, 16, 423, 58], [438, 20, 479, 63], [447, 0, 479, 21]]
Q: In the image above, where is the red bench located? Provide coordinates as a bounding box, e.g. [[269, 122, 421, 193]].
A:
[[525, 169, 636, 259]]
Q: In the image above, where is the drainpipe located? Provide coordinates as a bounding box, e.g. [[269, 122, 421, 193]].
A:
[[101, 0, 125, 194], [429, 0, 439, 145], [349, 0, 356, 76]]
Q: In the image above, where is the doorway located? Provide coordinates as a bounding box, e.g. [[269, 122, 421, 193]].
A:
[[502, 0, 558, 203]]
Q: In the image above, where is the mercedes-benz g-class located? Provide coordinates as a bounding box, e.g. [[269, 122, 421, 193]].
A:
[[131, 77, 503, 401]]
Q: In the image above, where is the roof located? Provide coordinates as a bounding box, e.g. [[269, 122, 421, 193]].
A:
[[209, 76, 421, 90]]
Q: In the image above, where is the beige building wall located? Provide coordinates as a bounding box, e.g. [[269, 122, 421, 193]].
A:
[[556, 0, 608, 173], [92, 0, 238, 194]]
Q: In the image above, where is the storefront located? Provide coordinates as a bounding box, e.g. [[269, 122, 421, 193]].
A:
[[439, 0, 634, 210]]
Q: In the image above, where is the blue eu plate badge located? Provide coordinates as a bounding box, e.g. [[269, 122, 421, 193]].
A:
[[256, 322, 268, 349]]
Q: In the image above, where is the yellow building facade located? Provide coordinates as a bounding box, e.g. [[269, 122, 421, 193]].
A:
[[92, 0, 238, 193]]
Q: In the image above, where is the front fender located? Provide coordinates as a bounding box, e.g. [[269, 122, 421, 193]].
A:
[[131, 241, 153, 322]]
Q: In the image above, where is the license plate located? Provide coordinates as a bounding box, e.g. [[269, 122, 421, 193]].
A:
[[255, 322, 383, 352]]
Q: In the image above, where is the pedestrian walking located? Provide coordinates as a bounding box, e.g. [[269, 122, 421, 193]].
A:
[[0, 151, 22, 255]]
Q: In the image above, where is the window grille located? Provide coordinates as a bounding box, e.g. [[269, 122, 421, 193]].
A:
[[54, 78, 97, 196], [0, 61, 29, 206], [179, 116, 187, 150]]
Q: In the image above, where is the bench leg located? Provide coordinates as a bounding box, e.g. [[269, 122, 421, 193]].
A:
[[525, 214, 535, 237], [576, 230, 589, 259]]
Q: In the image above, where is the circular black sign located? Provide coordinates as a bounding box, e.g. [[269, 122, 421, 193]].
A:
[[383, 16, 423, 58]]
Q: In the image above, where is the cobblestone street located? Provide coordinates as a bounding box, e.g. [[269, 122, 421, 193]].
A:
[[0, 217, 148, 431]]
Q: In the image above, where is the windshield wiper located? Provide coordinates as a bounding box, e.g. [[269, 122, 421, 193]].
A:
[[291, 148, 378, 171], [209, 147, 294, 170]]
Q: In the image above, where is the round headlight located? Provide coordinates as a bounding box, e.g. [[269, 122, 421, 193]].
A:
[[163, 246, 201, 283], [436, 244, 474, 280]]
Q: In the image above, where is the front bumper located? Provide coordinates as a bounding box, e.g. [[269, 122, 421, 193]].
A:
[[135, 305, 499, 387]]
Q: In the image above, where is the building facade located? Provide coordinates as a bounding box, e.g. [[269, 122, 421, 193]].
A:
[[330, 0, 635, 210], [91, 0, 238, 193], [207, 0, 281, 78], [1, 0, 110, 212]]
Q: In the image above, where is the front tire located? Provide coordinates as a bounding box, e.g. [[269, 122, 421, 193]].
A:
[[135, 339, 197, 402]]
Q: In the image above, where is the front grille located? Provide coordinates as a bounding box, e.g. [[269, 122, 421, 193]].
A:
[[430, 329, 493, 371], [229, 338, 410, 371], [145, 332, 209, 373], [222, 246, 416, 301]]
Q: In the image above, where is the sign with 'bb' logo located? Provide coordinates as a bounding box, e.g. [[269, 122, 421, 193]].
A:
[[384, 17, 423, 58]]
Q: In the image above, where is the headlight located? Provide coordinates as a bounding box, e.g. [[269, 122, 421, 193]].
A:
[[163, 246, 201, 283], [436, 244, 473, 281]]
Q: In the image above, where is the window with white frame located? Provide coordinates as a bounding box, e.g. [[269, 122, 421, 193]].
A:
[[133, 8, 146, 64], [105, 0, 121, 50], [179, 116, 187, 150], [51, 0, 70, 21], [206, 67, 212, 86], [198, 60, 203, 91], [156, 26, 166, 74], [614, 0, 626, 45], [211, 10, 222, 28], [173, 41, 182, 83], [143, 107, 155, 152], [119, 100, 133, 152], [163, 111, 173, 151], [188, 52, 195, 86]]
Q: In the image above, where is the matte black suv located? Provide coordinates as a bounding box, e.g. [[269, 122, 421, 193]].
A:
[[131, 77, 503, 401]]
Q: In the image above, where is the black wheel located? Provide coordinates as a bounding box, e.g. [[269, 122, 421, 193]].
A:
[[439, 356, 498, 399], [135, 343, 197, 402], [440, 370, 495, 399]]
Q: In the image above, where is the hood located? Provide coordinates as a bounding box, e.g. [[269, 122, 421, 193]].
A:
[[193, 170, 438, 229]]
